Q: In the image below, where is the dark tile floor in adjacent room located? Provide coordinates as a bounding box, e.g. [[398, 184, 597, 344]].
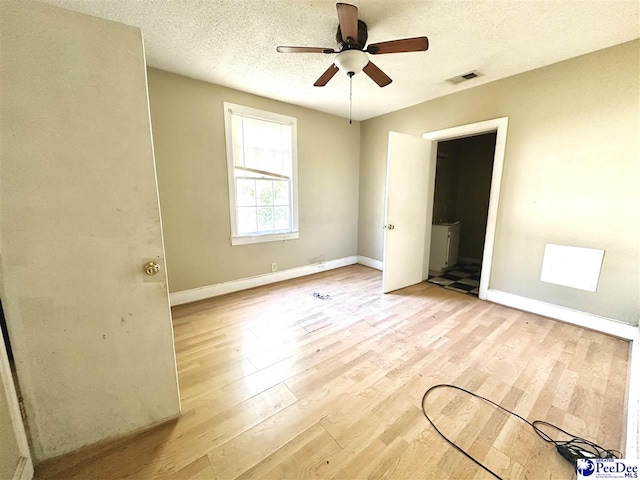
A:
[[427, 262, 481, 296]]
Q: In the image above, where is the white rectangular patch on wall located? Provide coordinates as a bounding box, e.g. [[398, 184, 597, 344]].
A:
[[540, 244, 604, 292]]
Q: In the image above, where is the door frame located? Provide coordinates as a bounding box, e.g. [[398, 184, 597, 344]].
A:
[[423, 117, 509, 300], [0, 331, 33, 480]]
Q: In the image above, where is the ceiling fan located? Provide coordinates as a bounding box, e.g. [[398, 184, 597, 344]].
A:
[[276, 2, 429, 88]]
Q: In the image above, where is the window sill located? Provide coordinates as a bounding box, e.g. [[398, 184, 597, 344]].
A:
[[231, 231, 299, 246]]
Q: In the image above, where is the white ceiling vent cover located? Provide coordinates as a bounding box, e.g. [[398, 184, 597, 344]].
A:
[[446, 70, 482, 84]]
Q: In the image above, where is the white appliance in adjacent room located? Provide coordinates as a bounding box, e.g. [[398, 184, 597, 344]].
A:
[[429, 221, 461, 272]]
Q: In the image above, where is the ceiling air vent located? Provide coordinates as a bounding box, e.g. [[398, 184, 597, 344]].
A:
[[446, 70, 482, 85]]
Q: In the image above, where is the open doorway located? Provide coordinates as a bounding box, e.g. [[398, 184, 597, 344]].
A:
[[381, 118, 507, 296], [422, 117, 509, 300], [427, 132, 497, 296]]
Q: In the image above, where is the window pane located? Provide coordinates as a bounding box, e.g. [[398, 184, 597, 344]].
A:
[[234, 116, 292, 177], [263, 150, 278, 175], [237, 207, 257, 235], [233, 145, 244, 170], [236, 178, 256, 207], [273, 180, 289, 206], [274, 206, 290, 231], [256, 179, 273, 206], [257, 207, 273, 231], [225, 103, 297, 241]]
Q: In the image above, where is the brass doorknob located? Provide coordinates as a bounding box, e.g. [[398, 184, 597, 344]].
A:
[[144, 261, 160, 276]]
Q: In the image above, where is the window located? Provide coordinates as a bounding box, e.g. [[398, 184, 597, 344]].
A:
[[224, 102, 299, 245]]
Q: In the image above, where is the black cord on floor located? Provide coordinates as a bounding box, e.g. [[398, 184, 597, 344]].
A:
[[421, 384, 622, 480]]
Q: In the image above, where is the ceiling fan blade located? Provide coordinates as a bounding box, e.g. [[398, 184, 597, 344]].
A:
[[363, 61, 392, 87], [314, 64, 340, 87], [366, 36, 429, 55], [336, 3, 359, 44], [277, 46, 337, 54]]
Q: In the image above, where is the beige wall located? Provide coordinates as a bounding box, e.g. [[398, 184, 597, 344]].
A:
[[359, 40, 639, 324], [147, 69, 360, 293], [0, 0, 180, 461]]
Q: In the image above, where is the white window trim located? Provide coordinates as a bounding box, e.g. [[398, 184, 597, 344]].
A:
[[223, 102, 299, 246]]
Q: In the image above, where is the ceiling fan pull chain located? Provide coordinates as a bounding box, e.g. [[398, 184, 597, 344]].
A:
[[349, 72, 353, 124]]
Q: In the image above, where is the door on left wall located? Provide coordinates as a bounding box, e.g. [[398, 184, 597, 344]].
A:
[[0, 0, 180, 462], [0, 330, 33, 480]]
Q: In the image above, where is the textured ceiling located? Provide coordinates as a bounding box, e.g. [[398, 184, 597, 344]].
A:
[[39, 0, 639, 121]]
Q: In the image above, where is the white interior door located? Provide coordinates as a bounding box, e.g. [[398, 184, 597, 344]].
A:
[[383, 132, 436, 293], [0, 337, 32, 480], [0, 1, 181, 461]]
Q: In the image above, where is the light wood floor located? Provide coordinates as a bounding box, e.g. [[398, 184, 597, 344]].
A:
[[36, 265, 630, 479]]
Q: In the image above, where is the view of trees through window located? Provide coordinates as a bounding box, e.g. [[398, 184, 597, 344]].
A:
[[236, 178, 290, 233], [225, 103, 298, 243]]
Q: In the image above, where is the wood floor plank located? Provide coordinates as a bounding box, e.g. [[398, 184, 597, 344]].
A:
[[35, 265, 631, 479], [235, 422, 341, 479], [155, 455, 216, 480], [381, 437, 450, 479]]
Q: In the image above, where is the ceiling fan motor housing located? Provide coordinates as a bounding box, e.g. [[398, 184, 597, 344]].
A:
[[336, 19, 368, 50]]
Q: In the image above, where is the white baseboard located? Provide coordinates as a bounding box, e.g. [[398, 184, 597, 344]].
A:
[[485, 289, 637, 340], [627, 328, 640, 458], [170, 256, 358, 306], [357, 255, 383, 271]]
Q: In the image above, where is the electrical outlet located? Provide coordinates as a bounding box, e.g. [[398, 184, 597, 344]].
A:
[[271, 262, 277, 272]]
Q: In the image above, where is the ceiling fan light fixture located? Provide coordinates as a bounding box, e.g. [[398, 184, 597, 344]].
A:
[[334, 49, 368, 75]]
